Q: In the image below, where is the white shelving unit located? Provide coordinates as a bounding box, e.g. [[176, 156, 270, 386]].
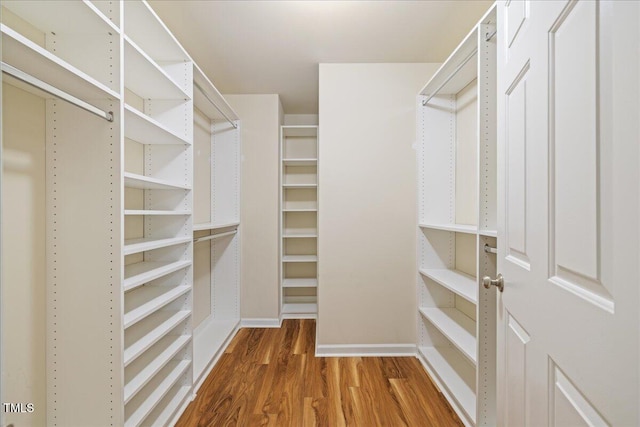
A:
[[280, 126, 319, 319], [191, 64, 241, 388], [416, 6, 497, 427], [0, 1, 239, 425]]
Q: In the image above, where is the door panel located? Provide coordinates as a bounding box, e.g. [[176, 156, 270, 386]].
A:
[[496, 1, 639, 425]]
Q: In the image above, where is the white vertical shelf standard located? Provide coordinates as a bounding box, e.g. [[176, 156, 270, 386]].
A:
[[416, 6, 498, 427]]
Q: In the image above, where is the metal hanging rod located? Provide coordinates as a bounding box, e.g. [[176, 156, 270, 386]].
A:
[[485, 30, 497, 42], [422, 47, 478, 106], [1, 62, 113, 122], [484, 244, 497, 254], [193, 81, 238, 129], [193, 229, 237, 244]]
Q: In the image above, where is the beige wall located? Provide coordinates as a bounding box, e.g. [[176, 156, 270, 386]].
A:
[[225, 94, 282, 320], [317, 63, 439, 346], [2, 83, 47, 426]]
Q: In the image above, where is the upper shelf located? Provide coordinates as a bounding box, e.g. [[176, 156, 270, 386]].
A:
[[1, 24, 119, 101], [283, 158, 318, 166], [124, 104, 190, 145], [419, 223, 477, 235], [124, 36, 190, 100], [193, 63, 239, 123], [123, 1, 190, 62], [282, 125, 318, 138]]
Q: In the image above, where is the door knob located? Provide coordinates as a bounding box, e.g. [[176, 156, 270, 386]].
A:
[[483, 273, 504, 292]]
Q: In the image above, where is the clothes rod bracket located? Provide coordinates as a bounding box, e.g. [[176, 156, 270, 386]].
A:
[[193, 81, 238, 129], [485, 30, 497, 42], [1, 62, 114, 122]]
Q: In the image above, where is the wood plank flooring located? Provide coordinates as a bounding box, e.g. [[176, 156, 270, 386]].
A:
[[177, 319, 463, 426]]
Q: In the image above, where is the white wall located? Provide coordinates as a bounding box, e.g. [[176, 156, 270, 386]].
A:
[[2, 83, 47, 426], [317, 63, 439, 347], [225, 94, 282, 321]]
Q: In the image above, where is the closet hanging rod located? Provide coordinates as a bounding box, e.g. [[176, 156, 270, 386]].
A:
[[193, 229, 237, 244], [421, 47, 478, 106], [484, 244, 497, 254], [193, 81, 238, 129], [1, 62, 114, 122]]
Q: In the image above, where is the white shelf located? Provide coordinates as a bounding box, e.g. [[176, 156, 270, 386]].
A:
[[124, 285, 191, 329], [419, 268, 477, 305], [479, 229, 498, 238], [282, 303, 318, 314], [283, 208, 317, 212], [124, 210, 191, 216], [193, 318, 239, 380], [283, 278, 318, 288], [193, 221, 240, 232], [124, 360, 191, 427], [124, 1, 190, 62], [140, 384, 191, 427], [124, 104, 190, 145], [419, 308, 477, 365], [124, 310, 191, 367], [419, 223, 477, 235], [124, 36, 189, 100], [124, 334, 191, 404], [124, 172, 191, 191], [283, 184, 318, 189], [1, 24, 119, 101], [282, 255, 318, 263], [124, 236, 191, 256], [283, 230, 318, 238], [282, 125, 318, 137], [124, 260, 192, 292], [283, 158, 317, 166], [418, 346, 476, 425], [3, 0, 119, 36]]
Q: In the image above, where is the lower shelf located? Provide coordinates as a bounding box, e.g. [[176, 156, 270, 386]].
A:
[[142, 383, 192, 427], [418, 346, 476, 425], [283, 278, 318, 288], [282, 302, 317, 315], [193, 317, 239, 382]]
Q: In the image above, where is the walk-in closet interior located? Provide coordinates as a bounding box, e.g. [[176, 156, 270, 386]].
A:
[[2, 1, 639, 426]]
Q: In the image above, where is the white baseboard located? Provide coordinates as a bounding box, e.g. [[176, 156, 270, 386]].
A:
[[240, 318, 282, 328], [315, 343, 417, 357]]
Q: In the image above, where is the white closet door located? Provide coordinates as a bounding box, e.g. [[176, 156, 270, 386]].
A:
[[496, 0, 639, 425]]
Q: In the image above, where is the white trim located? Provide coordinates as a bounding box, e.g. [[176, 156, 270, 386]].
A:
[[315, 344, 417, 357], [240, 318, 282, 328], [192, 323, 240, 392]]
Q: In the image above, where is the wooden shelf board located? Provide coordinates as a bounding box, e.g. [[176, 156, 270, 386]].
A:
[[283, 208, 318, 212], [124, 260, 191, 292], [283, 278, 318, 288], [124, 36, 189, 100], [283, 232, 318, 238], [282, 255, 318, 263], [124, 360, 191, 427], [419, 223, 477, 234], [1, 24, 119, 101], [419, 268, 477, 305], [124, 285, 191, 329], [124, 335, 191, 404], [124, 310, 191, 367], [124, 236, 191, 256], [193, 318, 239, 380], [282, 125, 318, 137], [282, 303, 317, 314], [418, 346, 476, 425], [419, 307, 477, 365], [124, 104, 190, 145]]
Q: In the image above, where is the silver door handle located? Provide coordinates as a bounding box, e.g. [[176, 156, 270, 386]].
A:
[[483, 273, 504, 292]]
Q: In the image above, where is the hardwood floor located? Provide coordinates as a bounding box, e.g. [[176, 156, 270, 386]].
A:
[[177, 319, 463, 426]]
